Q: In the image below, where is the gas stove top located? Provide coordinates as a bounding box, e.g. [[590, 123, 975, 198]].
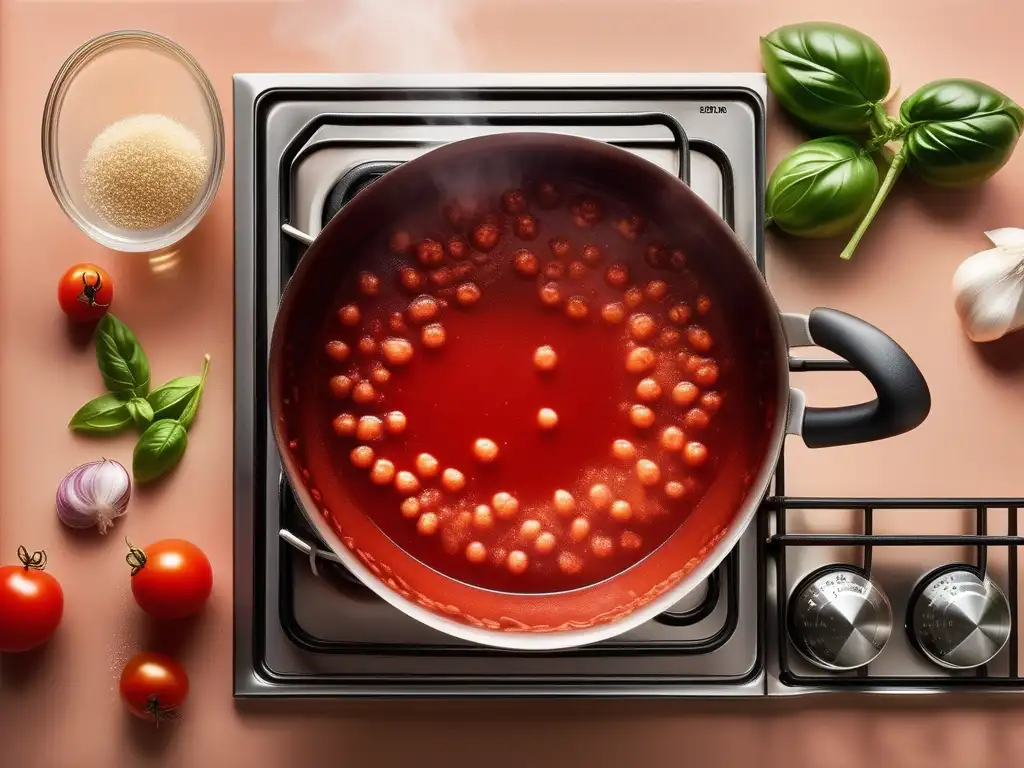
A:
[[233, 73, 1024, 698]]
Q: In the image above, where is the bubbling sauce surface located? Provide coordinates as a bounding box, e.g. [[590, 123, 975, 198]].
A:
[[303, 180, 738, 594]]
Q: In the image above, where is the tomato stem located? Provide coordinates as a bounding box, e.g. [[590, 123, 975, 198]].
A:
[[145, 695, 180, 727], [16, 545, 47, 571], [839, 147, 907, 261], [125, 538, 147, 576]]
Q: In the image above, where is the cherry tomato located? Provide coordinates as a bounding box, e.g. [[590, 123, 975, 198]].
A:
[[57, 263, 113, 323], [119, 652, 189, 723], [127, 539, 213, 620], [0, 547, 64, 652]]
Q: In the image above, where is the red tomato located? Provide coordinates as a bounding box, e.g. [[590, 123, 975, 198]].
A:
[[127, 539, 213, 620], [119, 652, 189, 723], [57, 263, 114, 323], [0, 547, 64, 652]]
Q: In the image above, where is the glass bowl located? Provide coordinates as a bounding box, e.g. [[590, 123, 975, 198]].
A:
[[41, 30, 225, 253]]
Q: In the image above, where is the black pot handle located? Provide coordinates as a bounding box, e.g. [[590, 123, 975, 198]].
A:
[[784, 308, 931, 449]]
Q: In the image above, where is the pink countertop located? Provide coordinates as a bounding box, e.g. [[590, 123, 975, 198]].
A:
[[3, 0, 1024, 765]]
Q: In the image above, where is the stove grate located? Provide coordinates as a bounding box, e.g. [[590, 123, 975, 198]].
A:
[[769, 450, 1024, 689]]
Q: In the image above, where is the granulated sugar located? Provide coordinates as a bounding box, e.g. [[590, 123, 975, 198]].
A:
[[80, 114, 208, 231]]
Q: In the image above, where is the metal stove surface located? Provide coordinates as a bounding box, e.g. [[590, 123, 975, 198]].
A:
[[233, 74, 767, 698]]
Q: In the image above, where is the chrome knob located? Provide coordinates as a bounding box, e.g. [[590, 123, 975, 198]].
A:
[[907, 565, 1011, 670], [787, 565, 892, 671]]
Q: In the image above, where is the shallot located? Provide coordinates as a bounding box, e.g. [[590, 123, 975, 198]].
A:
[[56, 458, 131, 534]]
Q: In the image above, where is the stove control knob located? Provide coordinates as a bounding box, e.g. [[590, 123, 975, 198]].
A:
[[787, 565, 892, 671], [907, 565, 1011, 670]]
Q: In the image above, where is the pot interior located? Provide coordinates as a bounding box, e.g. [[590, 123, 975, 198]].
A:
[[271, 133, 784, 636]]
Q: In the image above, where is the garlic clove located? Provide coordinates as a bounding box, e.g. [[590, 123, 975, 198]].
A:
[[960, 281, 1024, 342], [953, 248, 1019, 313], [952, 242, 1024, 343], [985, 228, 1024, 248]]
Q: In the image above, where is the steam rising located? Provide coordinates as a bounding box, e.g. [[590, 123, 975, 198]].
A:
[[273, 0, 531, 234], [275, 0, 470, 72]]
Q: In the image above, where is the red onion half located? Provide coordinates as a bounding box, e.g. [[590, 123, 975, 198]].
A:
[[56, 458, 131, 534]]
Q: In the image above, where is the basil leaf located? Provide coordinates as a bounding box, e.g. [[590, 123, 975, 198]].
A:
[[147, 376, 201, 421], [901, 79, 1024, 186], [178, 355, 211, 431], [766, 137, 879, 238], [95, 314, 151, 397], [133, 419, 188, 483], [761, 22, 890, 132], [126, 397, 154, 430], [68, 393, 132, 434]]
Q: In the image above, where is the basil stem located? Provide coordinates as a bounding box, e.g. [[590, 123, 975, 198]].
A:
[[94, 314, 151, 397], [68, 393, 132, 434], [839, 147, 907, 261], [178, 355, 211, 431]]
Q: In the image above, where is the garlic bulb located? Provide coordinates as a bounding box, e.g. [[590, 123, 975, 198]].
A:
[[952, 228, 1024, 342]]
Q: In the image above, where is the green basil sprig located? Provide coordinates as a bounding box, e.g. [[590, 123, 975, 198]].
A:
[[762, 23, 1024, 260], [839, 79, 1023, 259], [133, 355, 210, 484], [67, 313, 211, 485]]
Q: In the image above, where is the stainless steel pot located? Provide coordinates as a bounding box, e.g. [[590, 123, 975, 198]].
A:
[[269, 132, 931, 650]]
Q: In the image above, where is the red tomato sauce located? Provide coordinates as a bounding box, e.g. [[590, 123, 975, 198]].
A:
[[298, 180, 741, 594]]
